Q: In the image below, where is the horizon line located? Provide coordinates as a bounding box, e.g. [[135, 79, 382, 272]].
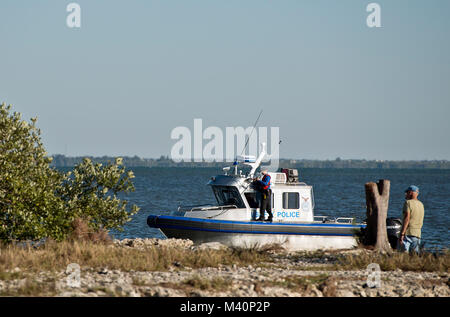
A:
[[49, 154, 450, 163]]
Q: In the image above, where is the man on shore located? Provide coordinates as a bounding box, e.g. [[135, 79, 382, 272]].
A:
[[399, 185, 425, 253]]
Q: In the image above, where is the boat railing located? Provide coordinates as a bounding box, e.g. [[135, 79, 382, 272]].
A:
[[282, 182, 309, 186], [313, 216, 328, 222], [314, 216, 355, 224], [335, 217, 356, 224], [178, 204, 239, 212]]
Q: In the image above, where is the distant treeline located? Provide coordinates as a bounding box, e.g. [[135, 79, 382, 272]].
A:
[[50, 155, 450, 169]]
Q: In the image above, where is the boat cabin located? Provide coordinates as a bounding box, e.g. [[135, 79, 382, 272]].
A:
[[207, 169, 315, 223]]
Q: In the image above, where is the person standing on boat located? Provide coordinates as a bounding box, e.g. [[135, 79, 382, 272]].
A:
[[399, 185, 425, 253], [255, 170, 272, 222]]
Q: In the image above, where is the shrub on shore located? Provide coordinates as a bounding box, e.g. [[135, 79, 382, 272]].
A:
[[0, 102, 138, 243]]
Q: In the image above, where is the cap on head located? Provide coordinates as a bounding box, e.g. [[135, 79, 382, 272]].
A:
[[261, 169, 268, 174], [405, 185, 419, 193]]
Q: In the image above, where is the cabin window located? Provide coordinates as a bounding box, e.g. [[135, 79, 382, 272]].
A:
[[244, 193, 259, 208], [282, 192, 299, 209], [272, 193, 274, 209], [212, 186, 245, 208]]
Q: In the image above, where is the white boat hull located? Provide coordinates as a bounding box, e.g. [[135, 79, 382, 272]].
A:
[[147, 215, 363, 251], [160, 228, 358, 251]]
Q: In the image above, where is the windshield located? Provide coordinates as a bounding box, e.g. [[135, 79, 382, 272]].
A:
[[212, 186, 245, 208], [244, 192, 259, 208]]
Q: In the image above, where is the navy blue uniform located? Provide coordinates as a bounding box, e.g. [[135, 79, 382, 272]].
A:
[[257, 174, 272, 221]]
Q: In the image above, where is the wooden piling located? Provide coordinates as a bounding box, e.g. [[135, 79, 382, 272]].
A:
[[363, 179, 392, 253]]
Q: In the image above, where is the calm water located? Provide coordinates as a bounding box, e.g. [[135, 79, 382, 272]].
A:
[[112, 167, 449, 250]]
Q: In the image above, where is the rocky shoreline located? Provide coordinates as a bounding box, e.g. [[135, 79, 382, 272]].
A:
[[1, 238, 449, 297]]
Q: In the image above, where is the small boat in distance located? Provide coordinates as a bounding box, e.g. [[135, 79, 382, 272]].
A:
[[147, 144, 366, 251]]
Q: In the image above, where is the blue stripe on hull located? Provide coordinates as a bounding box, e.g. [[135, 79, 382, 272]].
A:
[[152, 215, 365, 228], [158, 224, 355, 237], [148, 215, 364, 237]]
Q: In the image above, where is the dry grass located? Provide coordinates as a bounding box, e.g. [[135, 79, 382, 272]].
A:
[[0, 271, 24, 281], [0, 277, 57, 297], [275, 274, 329, 290], [318, 276, 338, 297], [253, 274, 332, 295], [1, 238, 447, 275], [154, 275, 233, 294], [182, 275, 233, 292], [68, 218, 112, 244], [333, 249, 450, 272], [0, 240, 274, 273]]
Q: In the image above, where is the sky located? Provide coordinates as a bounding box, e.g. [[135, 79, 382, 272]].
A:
[[1, 0, 449, 160]]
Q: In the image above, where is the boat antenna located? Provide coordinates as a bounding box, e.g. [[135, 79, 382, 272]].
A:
[[233, 110, 263, 175], [240, 109, 263, 157]]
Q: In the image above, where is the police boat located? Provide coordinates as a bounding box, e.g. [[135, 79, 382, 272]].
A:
[[147, 144, 367, 251]]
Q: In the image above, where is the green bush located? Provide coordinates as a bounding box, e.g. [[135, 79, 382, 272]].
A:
[[0, 102, 139, 242], [58, 157, 139, 233]]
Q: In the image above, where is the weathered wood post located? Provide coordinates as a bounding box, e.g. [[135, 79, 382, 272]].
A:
[[363, 179, 392, 253]]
